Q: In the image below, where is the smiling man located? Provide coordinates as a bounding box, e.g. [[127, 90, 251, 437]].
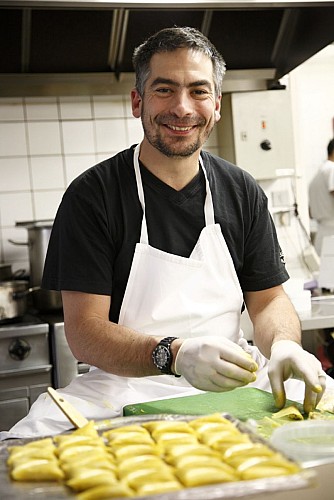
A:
[[3, 26, 332, 439]]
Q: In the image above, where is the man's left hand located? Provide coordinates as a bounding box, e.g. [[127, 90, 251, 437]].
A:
[[268, 339, 326, 413]]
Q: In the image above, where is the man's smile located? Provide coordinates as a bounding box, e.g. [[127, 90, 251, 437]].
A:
[[167, 125, 194, 131]]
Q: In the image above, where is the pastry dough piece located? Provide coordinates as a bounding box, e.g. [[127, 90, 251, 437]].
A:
[[225, 445, 275, 468], [7, 447, 56, 466], [57, 438, 105, 455], [69, 420, 99, 438], [176, 465, 238, 487], [122, 467, 175, 489], [170, 453, 234, 472], [113, 443, 159, 460], [59, 448, 112, 466], [223, 442, 274, 460], [54, 434, 100, 448], [201, 431, 250, 448], [165, 443, 220, 463], [193, 422, 240, 436], [153, 431, 198, 447], [10, 459, 64, 481], [63, 459, 117, 478], [137, 480, 182, 496], [237, 454, 300, 474], [142, 421, 195, 436], [103, 424, 149, 439], [272, 406, 304, 421], [106, 431, 154, 448], [188, 413, 233, 426], [9, 438, 54, 451], [66, 469, 118, 491], [117, 454, 168, 478], [57, 443, 104, 460], [240, 464, 300, 480], [76, 482, 134, 499]]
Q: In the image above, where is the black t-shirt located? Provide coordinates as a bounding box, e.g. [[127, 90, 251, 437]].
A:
[[42, 146, 289, 322]]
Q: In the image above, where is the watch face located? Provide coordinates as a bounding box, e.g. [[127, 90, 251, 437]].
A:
[[155, 345, 169, 368]]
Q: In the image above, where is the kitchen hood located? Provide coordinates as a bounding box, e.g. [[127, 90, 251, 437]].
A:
[[0, 1, 333, 96]]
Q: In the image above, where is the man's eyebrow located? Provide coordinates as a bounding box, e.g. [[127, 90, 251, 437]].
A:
[[150, 77, 212, 89]]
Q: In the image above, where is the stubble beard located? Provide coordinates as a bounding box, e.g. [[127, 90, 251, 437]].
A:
[[141, 112, 214, 159]]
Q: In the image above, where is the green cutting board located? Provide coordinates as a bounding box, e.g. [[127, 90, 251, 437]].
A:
[[123, 387, 302, 421]]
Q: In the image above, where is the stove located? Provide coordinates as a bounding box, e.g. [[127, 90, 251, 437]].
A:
[[0, 314, 90, 432], [0, 315, 51, 431]]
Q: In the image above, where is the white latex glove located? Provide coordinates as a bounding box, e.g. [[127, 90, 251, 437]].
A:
[[174, 336, 258, 392], [268, 340, 327, 413]]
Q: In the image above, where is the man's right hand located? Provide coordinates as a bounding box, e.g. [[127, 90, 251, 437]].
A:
[[174, 336, 258, 392]]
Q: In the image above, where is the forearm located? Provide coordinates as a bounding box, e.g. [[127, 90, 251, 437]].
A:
[[245, 288, 302, 359], [66, 317, 161, 376], [62, 290, 182, 377]]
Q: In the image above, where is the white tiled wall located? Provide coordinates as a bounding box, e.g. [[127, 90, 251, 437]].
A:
[[0, 94, 219, 274]]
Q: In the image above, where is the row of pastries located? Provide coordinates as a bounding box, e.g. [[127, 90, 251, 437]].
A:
[[6, 413, 301, 499]]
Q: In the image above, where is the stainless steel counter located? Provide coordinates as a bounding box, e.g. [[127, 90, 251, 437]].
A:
[[299, 297, 334, 331]]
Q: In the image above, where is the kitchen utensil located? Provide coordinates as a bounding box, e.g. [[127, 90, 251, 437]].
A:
[[0, 264, 12, 281], [9, 220, 62, 312], [0, 280, 30, 321], [47, 387, 89, 429]]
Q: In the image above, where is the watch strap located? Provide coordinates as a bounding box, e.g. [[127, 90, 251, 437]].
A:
[[152, 336, 180, 376]]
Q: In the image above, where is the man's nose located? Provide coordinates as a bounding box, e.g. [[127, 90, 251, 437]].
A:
[[170, 90, 193, 117]]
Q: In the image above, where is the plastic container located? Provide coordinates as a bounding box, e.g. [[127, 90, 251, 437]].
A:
[[270, 420, 334, 464]]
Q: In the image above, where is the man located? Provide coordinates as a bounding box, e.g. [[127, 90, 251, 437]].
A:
[[309, 138, 334, 255], [2, 27, 329, 438]]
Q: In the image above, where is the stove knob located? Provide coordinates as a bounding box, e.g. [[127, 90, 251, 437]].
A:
[[9, 338, 31, 360]]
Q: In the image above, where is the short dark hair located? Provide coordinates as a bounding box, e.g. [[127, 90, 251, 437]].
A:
[[328, 138, 334, 157], [132, 26, 226, 98]]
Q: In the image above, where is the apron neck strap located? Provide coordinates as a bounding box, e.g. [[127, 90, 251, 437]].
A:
[[133, 143, 215, 244]]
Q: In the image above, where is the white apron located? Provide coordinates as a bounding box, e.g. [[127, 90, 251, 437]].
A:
[[2, 144, 329, 440]]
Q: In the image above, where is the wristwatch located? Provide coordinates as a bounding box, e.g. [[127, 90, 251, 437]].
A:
[[152, 337, 180, 376]]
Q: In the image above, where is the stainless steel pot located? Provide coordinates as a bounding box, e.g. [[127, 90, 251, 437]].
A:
[[0, 264, 12, 281], [0, 280, 30, 321], [9, 220, 62, 312]]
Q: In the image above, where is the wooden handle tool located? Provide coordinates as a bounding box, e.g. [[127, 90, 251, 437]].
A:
[[47, 386, 89, 429]]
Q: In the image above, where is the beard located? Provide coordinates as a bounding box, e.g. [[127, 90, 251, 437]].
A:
[[141, 112, 214, 159]]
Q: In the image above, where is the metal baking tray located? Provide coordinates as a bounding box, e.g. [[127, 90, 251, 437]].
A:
[[0, 413, 316, 500]]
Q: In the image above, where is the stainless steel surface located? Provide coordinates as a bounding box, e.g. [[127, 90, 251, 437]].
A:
[[0, 264, 12, 281], [47, 318, 90, 389], [0, 318, 52, 431], [12, 221, 62, 312], [0, 280, 29, 321], [300, 297, 334, 331], [0, 312, 90, 431], [0, 2, 333, 96], [0, 413, 315, 500]]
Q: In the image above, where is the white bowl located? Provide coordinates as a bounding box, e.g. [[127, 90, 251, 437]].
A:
[[270, 420, 334, 464]]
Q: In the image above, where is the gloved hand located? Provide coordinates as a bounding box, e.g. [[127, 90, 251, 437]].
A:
[[268, 340, 326, 413], [174, 336, 258, 392]]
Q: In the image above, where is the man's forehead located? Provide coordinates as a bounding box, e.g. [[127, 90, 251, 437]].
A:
[[148, 48, 214, 83]]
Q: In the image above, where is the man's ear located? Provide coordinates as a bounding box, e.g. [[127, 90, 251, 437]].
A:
[[131, 88, 142, 118]]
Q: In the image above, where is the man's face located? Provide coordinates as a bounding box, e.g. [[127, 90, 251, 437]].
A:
[[131, 48, 221, 159]]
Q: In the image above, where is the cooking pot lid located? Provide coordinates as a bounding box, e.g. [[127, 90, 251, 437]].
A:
[[16, 219, 54, 229]]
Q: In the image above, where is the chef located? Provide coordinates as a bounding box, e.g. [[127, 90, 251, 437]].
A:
[[2, 26, 332, 439]]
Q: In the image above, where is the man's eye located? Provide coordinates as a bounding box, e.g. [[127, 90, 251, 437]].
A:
[[193, 89, 208, 96], [155, 88, 171, 94]]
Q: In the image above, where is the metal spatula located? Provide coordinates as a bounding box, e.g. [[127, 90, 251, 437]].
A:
[[47, 386, 89, 428]]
